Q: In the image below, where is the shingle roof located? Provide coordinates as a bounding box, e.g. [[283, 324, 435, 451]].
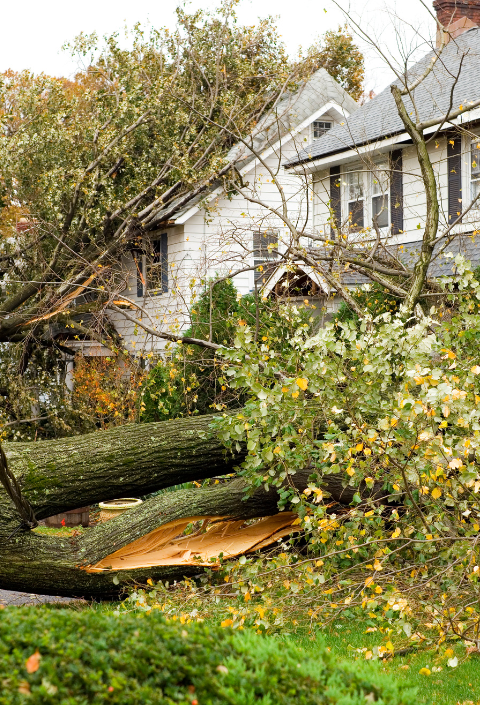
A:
[[229, 68, 358, 172], [308, 234, 480, 288], [286, 27, 480, 167], [152, 69, 358, 225]]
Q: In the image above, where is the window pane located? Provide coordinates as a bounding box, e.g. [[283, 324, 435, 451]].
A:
[[313, 121, 332, 139], [146, 237, 167, 294], [372, 194, 389, 228], [472, 142, 480, 178], [471, 177, 480, 204], [347, 169, 363, 200], [371, 163, 389, 196], [348, 200, 364, 229]]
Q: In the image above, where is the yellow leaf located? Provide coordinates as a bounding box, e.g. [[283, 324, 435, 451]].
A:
[[365, 651, 373, 660], [365, 576, 374, 587], [449, 458, 463, 469], [292, 391, 299, 399], [393, 483, 400, 491], [431, 487, 442, 499], [295, 378, 308, 391], [390, 417, 398, 427], [355, 443, 364, 452], [442, 405, 450, 418], [244, 592, 251, 602], [346, 467, 355, 477], [25, 651, 41, 674], [471, 366, 480, 375], [386, 641, 394, 652], [221, 619, 233, 628], [273, 446, 282, 454], [373, 559, 383, 571], [375, 585, 383, 594], [444, 648, 454, 658], [419, 668, 431, 676]]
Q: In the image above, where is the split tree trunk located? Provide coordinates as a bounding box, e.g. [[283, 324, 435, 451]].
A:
[[0, 415, 383, 598]]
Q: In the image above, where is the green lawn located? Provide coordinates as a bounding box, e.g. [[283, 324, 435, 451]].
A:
[[284, 623, 480, 705]]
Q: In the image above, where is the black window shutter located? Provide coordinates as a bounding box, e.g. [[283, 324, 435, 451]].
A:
[[330, 165, 341, 236], [390, 150, 403, 235], [135, 254, 144, 298], [160, 233, 168, 293], [448, 135, 462, 223]]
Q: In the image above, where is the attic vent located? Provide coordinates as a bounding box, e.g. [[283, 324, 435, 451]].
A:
[[253, 230, 279, 285], [313, 120, 332, 139]]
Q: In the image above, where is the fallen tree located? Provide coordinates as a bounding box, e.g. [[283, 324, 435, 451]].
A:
[[0, 413, 385, 598]]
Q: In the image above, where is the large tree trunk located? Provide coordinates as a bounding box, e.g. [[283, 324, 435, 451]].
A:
[[0, 415, 381, 598]]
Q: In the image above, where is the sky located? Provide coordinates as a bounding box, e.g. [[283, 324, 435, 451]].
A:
[[0, 0, 435, 93]]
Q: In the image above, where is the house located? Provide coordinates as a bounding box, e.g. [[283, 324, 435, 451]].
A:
[[274, 0, 480, 314], [80, 69, 358, 358]]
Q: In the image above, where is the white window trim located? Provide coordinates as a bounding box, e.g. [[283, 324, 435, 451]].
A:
[[469, 133, 480, 213], [312, 119, 333, 142], [459, 132, 480, 225], [341, 162, 390, 233]]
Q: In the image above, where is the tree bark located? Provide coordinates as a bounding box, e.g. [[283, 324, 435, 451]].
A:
[[0, 414, 384, 598]]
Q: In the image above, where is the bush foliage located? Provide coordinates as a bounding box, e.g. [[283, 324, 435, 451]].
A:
[[140, 279, 314, 421], [0, 607, 417, 704]]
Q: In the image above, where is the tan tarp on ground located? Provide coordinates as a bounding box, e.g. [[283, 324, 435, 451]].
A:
[[86, 512, 299, 572]]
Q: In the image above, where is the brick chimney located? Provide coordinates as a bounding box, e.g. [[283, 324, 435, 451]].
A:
[[433, 0, 480, 45]]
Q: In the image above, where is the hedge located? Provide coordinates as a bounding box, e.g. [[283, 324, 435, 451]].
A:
[[0, 607, 419, 704]]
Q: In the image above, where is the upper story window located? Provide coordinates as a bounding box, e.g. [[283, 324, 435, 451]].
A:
[[371, 162, 390, 228], [343, 162, 390, 231], [146, 234, 168, 295], [135, 234, 168, 298], [471, 140, 480, 206], [313, 120, 332, 140], [346, 166, 365, 229]]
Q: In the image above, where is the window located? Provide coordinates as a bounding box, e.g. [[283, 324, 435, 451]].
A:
[[346, 166, 364, 229], [371, 163, 390, 228], [471, 140, 480, 206], [313, 120, 332, 139], [342, 163, 391, 232], [145, 234, 168, 295], [253, 231, 278, 285]]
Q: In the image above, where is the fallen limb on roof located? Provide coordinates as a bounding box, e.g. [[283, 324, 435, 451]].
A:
[[86, 513, 299, 572]]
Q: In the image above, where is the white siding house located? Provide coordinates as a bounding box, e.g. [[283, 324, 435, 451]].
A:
[[99, 69, 358, 357], [280, 20, 480, 312]]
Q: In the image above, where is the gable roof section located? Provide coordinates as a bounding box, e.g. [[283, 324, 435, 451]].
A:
[[151, 69, 358, 226], [285, 27, 480, 168], [229, 68, 358, 172]]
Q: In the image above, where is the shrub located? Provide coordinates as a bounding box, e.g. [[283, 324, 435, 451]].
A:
[[141, 278, 315, 422], [0, 607, 418, 704]]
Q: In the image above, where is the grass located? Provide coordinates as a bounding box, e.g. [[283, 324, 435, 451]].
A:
[[17, 526, 480, 703], [33, 525, 90, 537], [283, 623, 480, 705]]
